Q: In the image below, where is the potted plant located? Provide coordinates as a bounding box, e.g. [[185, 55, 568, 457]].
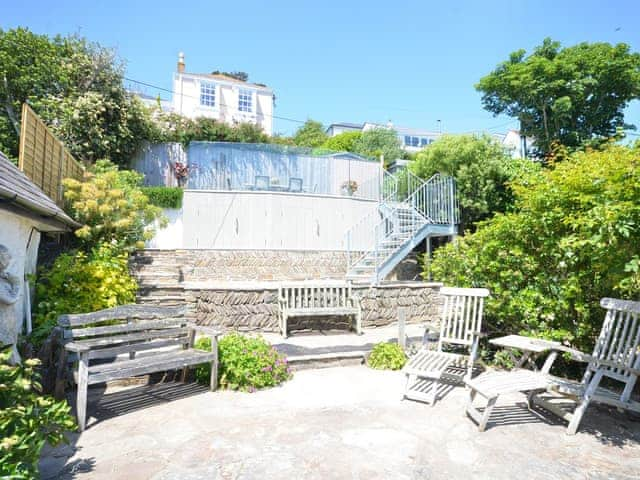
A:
[[341, 180, 358, 196], [174, 161, 189, 187]]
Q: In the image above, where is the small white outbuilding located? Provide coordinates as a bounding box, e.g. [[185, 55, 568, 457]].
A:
[[0, 151, 79, 360]]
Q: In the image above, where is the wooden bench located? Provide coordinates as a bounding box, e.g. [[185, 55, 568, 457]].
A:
[[277, 282, 362, 338], [56, 304, 220, 431]]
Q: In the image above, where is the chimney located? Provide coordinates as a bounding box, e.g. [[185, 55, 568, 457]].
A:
[[177, 52, 185, 73]]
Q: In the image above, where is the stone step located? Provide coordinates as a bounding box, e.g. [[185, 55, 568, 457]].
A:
[[285, 350, 367, 371]]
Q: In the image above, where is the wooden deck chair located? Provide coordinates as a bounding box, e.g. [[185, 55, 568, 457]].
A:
[[403, 287, 490, 405], [531, 297, 640, 435]]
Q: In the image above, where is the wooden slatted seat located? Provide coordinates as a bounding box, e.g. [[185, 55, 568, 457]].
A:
[[465, 370, 549, 431], [277, 281, 362, 338], [403, 287, 490, 405], [57, 304, 220, 431]]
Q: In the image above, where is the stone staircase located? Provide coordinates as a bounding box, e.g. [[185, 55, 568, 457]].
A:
[[130, 250, 186, 306]]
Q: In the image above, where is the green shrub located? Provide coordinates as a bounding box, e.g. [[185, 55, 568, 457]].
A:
[[429, 144, 640, 353], [141, 186, 183, 209], [63, 159, 165, 252], [31, 243, 137, 347], [194, 333, 291, 391], [367, 343, 407, 370], [0, 348, 76, 479]]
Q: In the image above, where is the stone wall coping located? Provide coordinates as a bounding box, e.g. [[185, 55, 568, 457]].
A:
[[183, 280, 443, 291], [140, 248, 361, 254]]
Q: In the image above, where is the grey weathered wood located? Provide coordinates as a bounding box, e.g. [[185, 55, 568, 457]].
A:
[[58, 304, 186, 327], [76, 351, 89, 431], [58, 304, 220, 431], [66, 318, 186, 339], [278, 281, 362, 338], [403, 286, 489, 405]]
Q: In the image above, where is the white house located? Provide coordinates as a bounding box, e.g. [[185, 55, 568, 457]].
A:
[[326, 121, 442, 154], [493, 130, 535, 159], [0, 151, 78, 360], [171, 53, 275, 135]]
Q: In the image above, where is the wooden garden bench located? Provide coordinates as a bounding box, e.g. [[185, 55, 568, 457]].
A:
[[277, 281, 362, 338], [56, 304, 220, 431]]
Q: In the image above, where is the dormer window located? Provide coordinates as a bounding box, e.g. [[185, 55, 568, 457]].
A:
[[200, 82, 216, 107], [238, 89, 252, 112]]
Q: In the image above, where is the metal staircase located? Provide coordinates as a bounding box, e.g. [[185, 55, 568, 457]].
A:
[[345, 170, 458, 284]]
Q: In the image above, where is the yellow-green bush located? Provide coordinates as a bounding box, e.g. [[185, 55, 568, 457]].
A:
[[367, 343, 407, 370], [31, 243, 137, 346]]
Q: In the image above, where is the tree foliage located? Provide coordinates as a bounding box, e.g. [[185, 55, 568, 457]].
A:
[[292, 119, 328, 147], [0, 27, 150, 165], [427, 144, 640, 353], [353, 127, 403, 162], [477, 38, 640, 158], [320, 131, 362, 152], [410, 134, 536, 231], [62, 160, 164, 252]]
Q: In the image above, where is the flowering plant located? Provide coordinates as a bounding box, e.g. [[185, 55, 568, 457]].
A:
[[194, 333, 291, 391], [174, 161, 189, 179], [341, 180, 358, 193]]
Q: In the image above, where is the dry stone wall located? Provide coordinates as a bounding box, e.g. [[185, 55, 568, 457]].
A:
[[186, 282, 442, 333]]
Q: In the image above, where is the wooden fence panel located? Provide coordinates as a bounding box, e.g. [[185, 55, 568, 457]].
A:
[[18, 103, 85, 206]]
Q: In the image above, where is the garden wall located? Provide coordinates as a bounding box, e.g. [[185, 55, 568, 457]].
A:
[[184, 282, 443, 332]]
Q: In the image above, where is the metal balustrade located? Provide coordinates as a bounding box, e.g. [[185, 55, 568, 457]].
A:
[[345, 170, 458, 284]]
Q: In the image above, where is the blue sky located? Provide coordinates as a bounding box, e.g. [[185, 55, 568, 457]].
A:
[[4, 1, 640, 136]]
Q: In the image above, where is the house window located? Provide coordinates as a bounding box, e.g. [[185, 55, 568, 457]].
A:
[[411, 136, 419, 147], [238, 89, 252, 112], [200, 82, 216, 107], [421, 138, 432, 147], [404, 136, 412, 146]]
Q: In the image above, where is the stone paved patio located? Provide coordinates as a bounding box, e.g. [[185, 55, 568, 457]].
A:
[[40, 366, 640, 480]]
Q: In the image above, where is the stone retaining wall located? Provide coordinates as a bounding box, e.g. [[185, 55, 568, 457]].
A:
[[186, 282, 442, 333]]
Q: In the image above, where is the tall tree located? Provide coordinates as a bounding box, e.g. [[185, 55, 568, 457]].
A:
[[293, 119, 327, 147], [0, 27, 150, 165], [353, 127, 403, 162], [410, 134, 536, 232], [476, 38, 640, 158]]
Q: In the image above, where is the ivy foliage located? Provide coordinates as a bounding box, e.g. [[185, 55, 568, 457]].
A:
[[194, 334, 291, 391], [410, 134, 540, 231], [141, 186, 184, 209], [63, 160, 165, 252], [428, 144, 640, 352], [367, 343, 407, 370], [0, 348, 76, 479]]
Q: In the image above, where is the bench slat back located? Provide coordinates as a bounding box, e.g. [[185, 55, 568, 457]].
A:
[[279, 282, 354, 310], [593, 298, 640, 380], [57, 304, 189, 359], [439, 287, 490, 349]]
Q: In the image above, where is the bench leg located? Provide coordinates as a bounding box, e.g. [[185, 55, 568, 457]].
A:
[[77, 352, 89, 432], [282, 313, 288, 338], [478, 396, 497, 432], [403, 373, 415, 400], [210, 335, 219, 391], [355, 310, 362, 335], [465, 388, 498, 432]]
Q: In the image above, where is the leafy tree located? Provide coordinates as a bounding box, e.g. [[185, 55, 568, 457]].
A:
[[477, 38, 640, 158], [427, 144, 640, 353], [293, 119, 328, 147], [320, 131, 362, 152], [353, 127, 403, 162], [0, 27, 150, 165], [62, 159, 164, 252], [410, 134, 537, 231]]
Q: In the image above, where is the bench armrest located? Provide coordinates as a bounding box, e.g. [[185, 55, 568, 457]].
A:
[[423, 322, 440, 333], [472, 331, 487, 338], [64, 342, 90, 353], [187, 323, 221, 337], [555, 346, 639, 374]]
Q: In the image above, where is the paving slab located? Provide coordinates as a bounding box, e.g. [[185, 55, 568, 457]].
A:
[[41, 366, 640, 480]]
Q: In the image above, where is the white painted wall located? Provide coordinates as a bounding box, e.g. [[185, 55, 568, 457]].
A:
[[172, 73, 274, 135], [146, 208, 183, 249], [0, 209, 41, 352], [148, 191, 379, 251]]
